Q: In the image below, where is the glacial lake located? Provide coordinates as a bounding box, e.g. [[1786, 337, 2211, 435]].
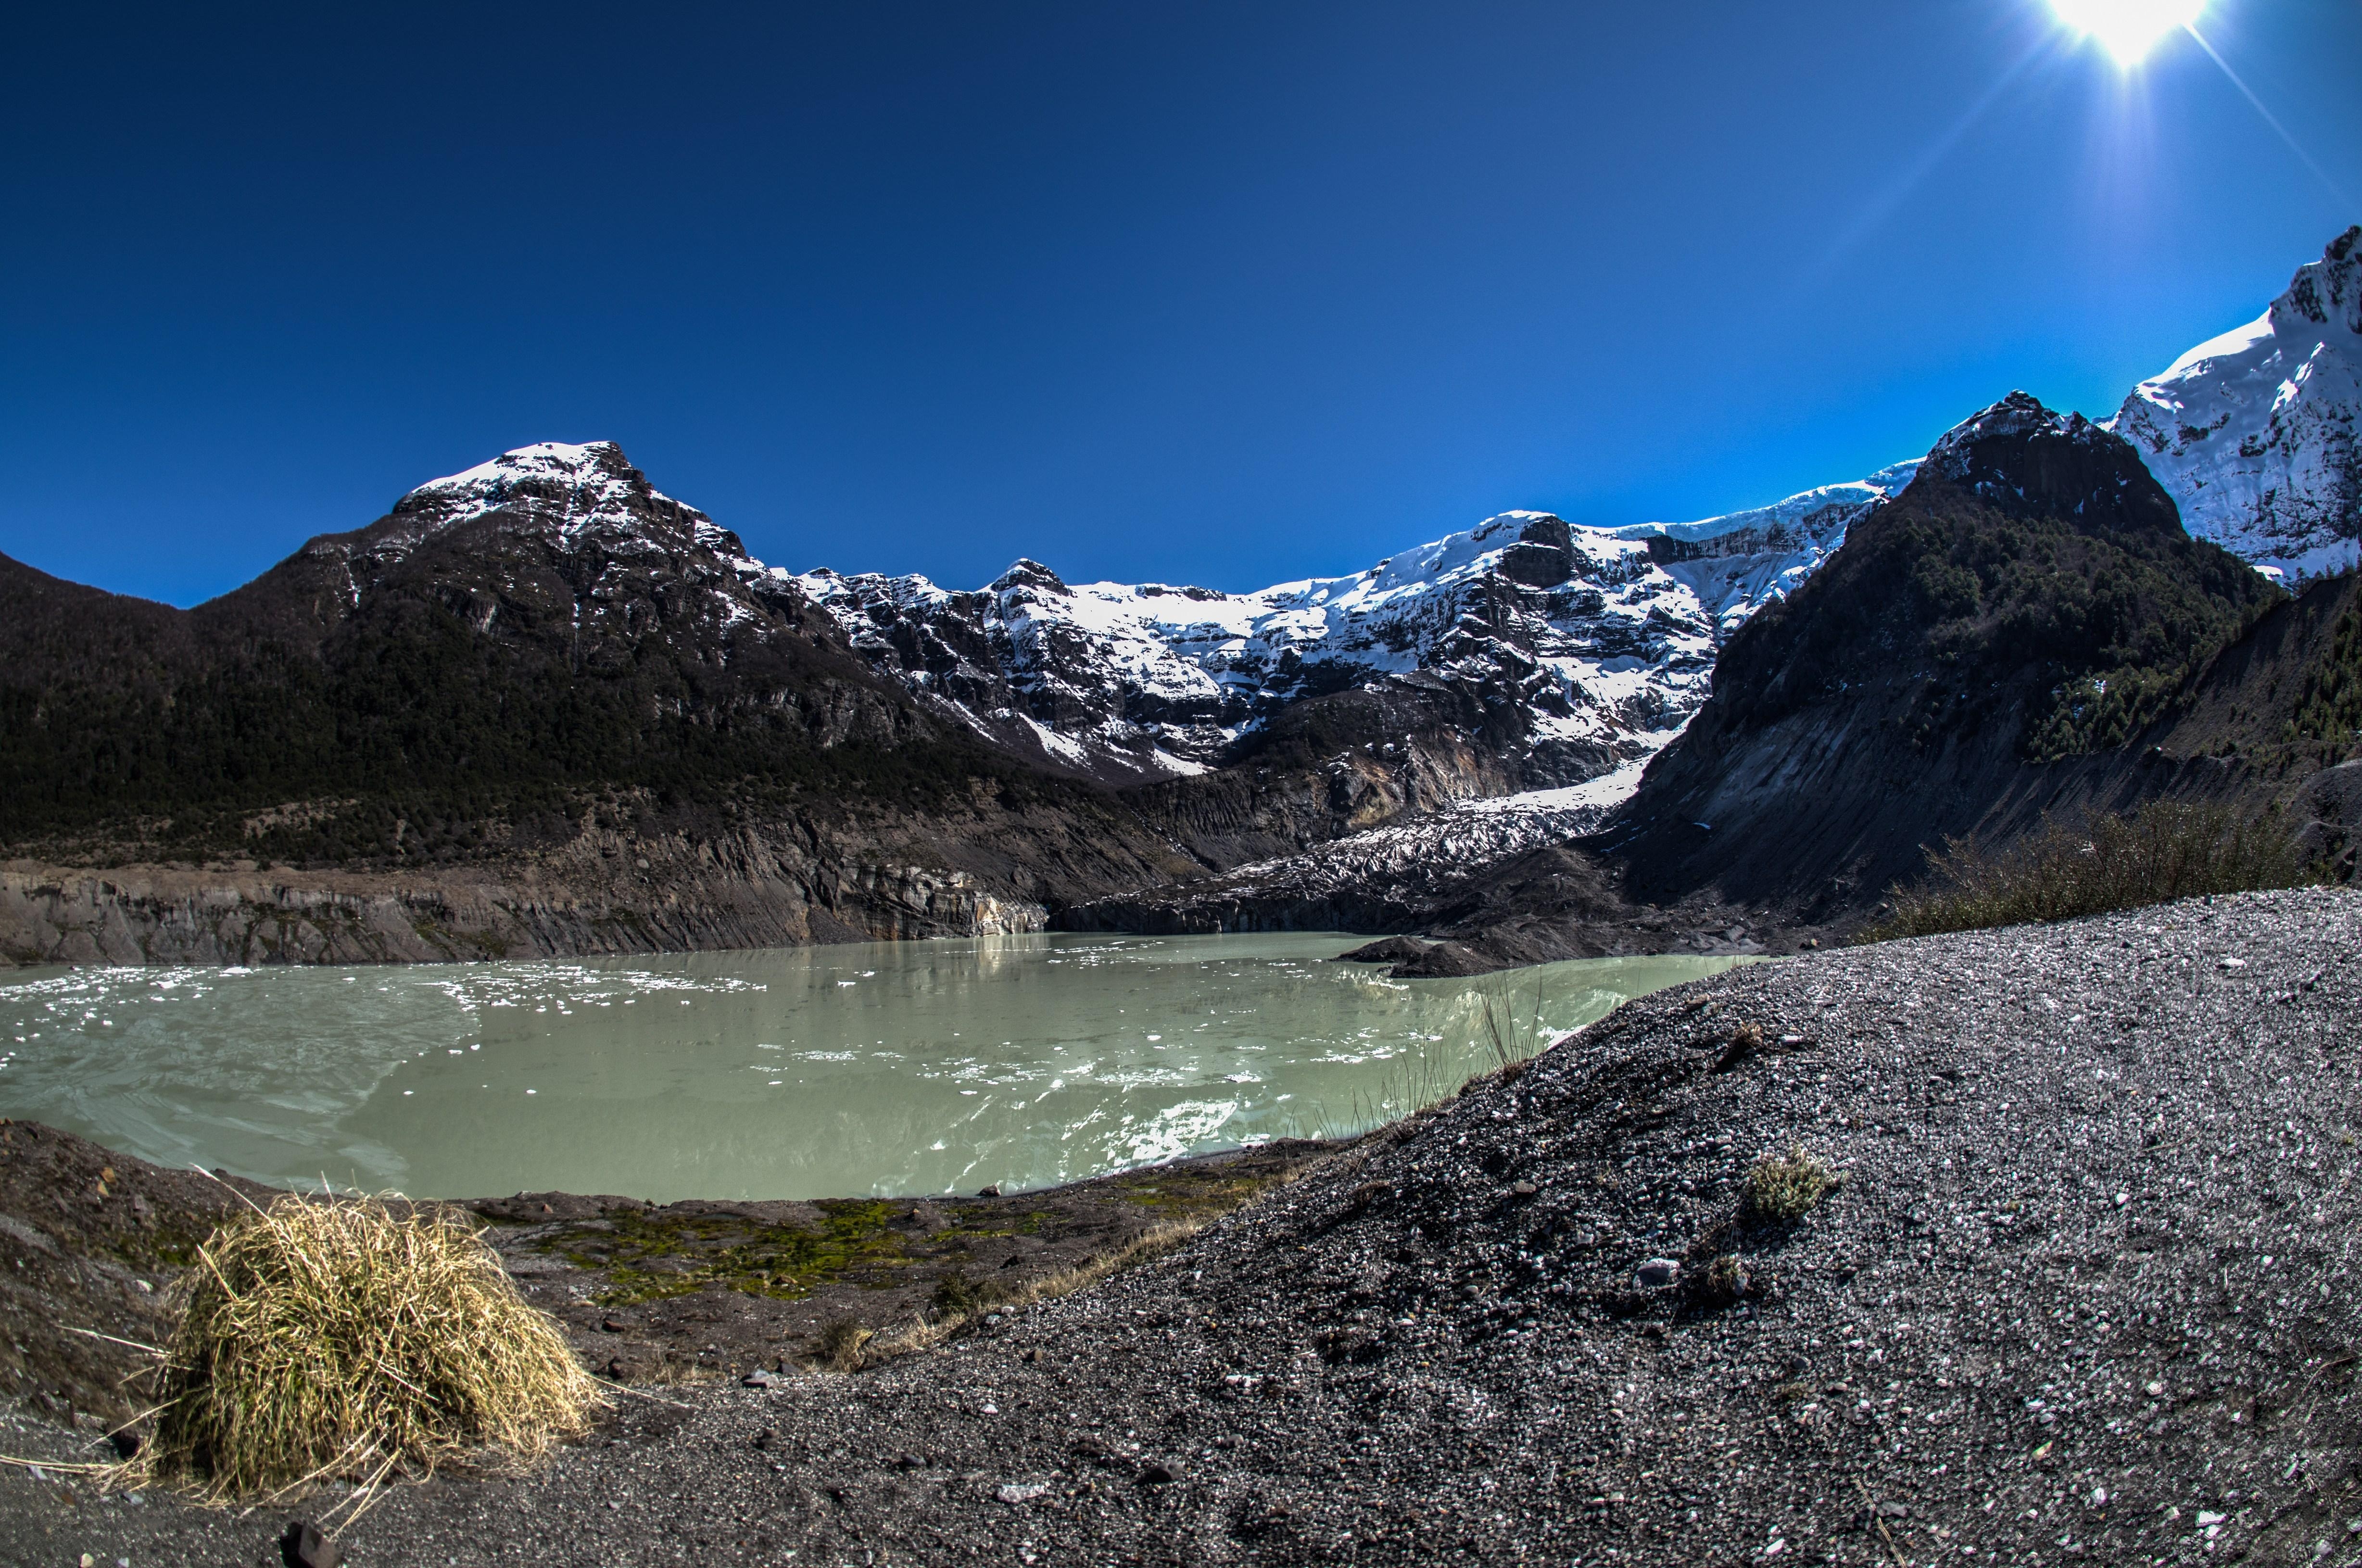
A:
[[0, 934, 1743, 1202]]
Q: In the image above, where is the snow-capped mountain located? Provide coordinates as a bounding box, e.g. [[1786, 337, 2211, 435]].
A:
[[389, 440, 724, 549], [2111, 226, 2362, 581], [298, 439, 812, 643], [791, 466, 1918, 787]]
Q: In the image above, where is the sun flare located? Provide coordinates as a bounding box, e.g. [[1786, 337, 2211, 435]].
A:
[[2049, 0, 2203, 65]]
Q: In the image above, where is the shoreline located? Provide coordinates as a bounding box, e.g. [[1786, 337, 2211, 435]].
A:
[[0, 1120, 1346, 1434]]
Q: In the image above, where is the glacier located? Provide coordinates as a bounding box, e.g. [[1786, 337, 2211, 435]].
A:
[[2110, 225, 2362, 582], [789, 468, 1917, 789]]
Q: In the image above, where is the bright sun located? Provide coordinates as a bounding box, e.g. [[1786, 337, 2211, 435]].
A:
[[2050, 0, 2204, 65]]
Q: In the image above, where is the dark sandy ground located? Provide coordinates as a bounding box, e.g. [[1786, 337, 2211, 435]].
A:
[[5, 886, 2361, 1566]]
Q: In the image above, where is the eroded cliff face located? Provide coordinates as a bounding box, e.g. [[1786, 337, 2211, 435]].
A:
[[0, 831, 1050, 968]]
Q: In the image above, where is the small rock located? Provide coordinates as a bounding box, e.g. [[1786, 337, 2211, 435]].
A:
[[753, 1429, 778, 1451], [280, 1519, 342, 1568], [977, 1184, 1001, 1198], [1139, 1460, 1180, 1485], [997, 1481, 1050, 1505], [742, 1369, 783, 1388], [1636, 1257, 1681, 1289], [1511, 1180, 1539, 1197]]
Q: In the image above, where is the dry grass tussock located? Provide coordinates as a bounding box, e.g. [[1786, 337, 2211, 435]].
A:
[[137, 1192, 600, 1515], [857, 1217, 1208, 1369], [1864, 802, 2320, 942]]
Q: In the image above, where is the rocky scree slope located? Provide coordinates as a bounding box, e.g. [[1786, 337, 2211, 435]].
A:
[[2113, 225, 2362, 582], [1059, 769, 1648, 938], [7, 888, 2359, 1565]]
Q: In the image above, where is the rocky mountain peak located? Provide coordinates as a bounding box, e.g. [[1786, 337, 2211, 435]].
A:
[[382, 440, 744, 560], [1927, 391, 2178, 533], [2273, 224, 2362, 337], [991, 559, 1072, 596]]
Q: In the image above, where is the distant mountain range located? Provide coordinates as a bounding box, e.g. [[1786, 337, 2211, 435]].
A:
[[792, 467, 1918, 788], [0, 228, 2355, 967], [798, 228, 2361, 788]]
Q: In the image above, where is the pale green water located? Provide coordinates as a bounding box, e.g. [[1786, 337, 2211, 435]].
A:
[[0, 934, 1743, 1201]]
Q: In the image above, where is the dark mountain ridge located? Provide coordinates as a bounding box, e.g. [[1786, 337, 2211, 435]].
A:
[[0, 444, 1549, 963], [1603, 392, 2292, 915]]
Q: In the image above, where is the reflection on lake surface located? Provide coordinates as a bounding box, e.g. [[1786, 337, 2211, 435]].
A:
[[0, 933, 1745, 1201]]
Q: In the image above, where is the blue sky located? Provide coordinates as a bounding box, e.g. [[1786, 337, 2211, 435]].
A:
[[3, 1, 2356, 607]]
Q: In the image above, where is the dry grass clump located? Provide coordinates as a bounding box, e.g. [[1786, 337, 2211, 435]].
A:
[[1865, 802, 2317, 941], [1742, 1144, 1836, 1225], [144, 1193, 600, 1507]]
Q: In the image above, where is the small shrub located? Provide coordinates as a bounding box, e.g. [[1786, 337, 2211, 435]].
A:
[[929, 1269, 1016, 1318], [1715, 1022, 1765, 1072], [810, 1319, 874, 1373], [1742, 1144, 1836, 1225], [1695, 1253, 1751, 1306], [147, 1194, 598, 1505], [1864, 801, 2319, 942]]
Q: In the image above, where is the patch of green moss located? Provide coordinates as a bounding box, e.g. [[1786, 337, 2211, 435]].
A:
[[541, 1199, 916, 1308], [941, 1207, 1050, 1239]]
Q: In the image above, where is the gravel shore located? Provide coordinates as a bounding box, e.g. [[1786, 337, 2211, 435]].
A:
[[6, 886, 2358, 1566]]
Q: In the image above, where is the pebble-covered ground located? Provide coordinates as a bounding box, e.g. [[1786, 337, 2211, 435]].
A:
[[4, 887, 2358, 1566]]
